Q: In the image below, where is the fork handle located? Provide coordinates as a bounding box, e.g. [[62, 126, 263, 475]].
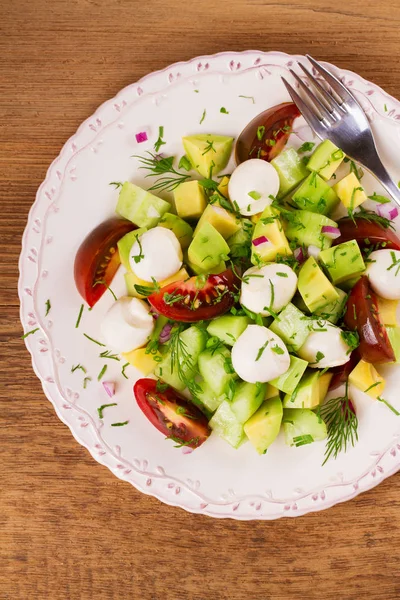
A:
[[362, 152, 400, 208]]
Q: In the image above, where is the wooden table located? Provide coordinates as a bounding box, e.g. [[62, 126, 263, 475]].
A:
[[2, 1, 400, 598]]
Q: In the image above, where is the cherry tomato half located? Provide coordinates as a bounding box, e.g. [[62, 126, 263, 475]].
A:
[[329, 350, 360, 391], [134, 378, 211, 449], [235, 102, 301, 164], [147, 268, 239, 322], [344, 276, 395, 364], [333, 217, 400, 252], [74, 218, 136, 307]]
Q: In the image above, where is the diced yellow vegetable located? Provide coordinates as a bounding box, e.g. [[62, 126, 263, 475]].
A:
[[377, 296, 398, 326], [265, 383, 279, 400], [122, 348, 161, 375], [251, 213, 262, 224], [125, 267, 189, 298], [333, 172, 367, 210], [194, 204, 240, 239], [349, 359, 385, 399], [218, 175, 230, 199], [319, 372, 333, 403], [174, 180, 207, 219]]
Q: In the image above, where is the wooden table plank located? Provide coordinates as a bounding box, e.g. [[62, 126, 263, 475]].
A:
[[1, 1, 400, 598]]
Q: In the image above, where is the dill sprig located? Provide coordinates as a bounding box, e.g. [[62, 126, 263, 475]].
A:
[[168, 325, 201, 394], [320, 383, 358, 465], [132, 152, 191, 192], [351, 207, 395, 230]]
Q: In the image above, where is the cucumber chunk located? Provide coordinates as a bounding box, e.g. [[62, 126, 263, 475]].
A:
[[271, 148, 309, 198], [306, 140, 345, 181], [270, 355, 308, 395], [269, 302, 311, 351], [291, 173, 339, 215], [207, 315, 251, 346], [209, 401, 246, 448], [116, 182, 170, 228], [230, 381, 266, 424], [198, 345, 237, 396], [282, 408, 327, 447], [282, 371, 332, 409], [193, 380, 225, 412], [284, 209, 338, 250]]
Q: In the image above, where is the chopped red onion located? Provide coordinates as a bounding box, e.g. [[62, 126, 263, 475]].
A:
[[321, 225, 341, 239], [159, 322, 173, 344], [307, 245, 321, 259], [252, 236, 270, 247], [149, 309, 159, 319], [377, 203, 399, 221], [135, 131, 148, 143], [102, 381, 115, 398], [182, 446, 193, 455], [294, 247, 306, 263]]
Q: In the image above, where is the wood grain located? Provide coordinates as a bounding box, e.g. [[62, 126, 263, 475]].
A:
[[1, 0, 400, 598]]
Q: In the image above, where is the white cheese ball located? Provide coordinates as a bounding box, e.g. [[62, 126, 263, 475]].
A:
[[100, 297, 154, 353], [228, 159, 280, 216], [297, 320, 351, 368], [231, 324, 290, 383], [130, 227, 183, 282], [366, 249, 400, 300], [240, 264, 298, 317]]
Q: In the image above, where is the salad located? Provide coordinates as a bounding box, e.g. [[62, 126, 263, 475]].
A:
[[73, 102, 400, 463]]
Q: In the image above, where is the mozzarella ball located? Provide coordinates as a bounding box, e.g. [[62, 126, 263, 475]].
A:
[[228, 159, 280, 216], [297, 320, 351, 368], [240, 264, 298, 316], [231, 324, 290, 383], [130, 227, 183, 282], [366, 249, 400, 300], [100, 297, 154, 353]]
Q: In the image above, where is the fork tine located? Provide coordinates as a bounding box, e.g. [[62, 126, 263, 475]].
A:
[[289, 69, 336, 123], [306, 55, 359, 106], [298, 63, 345, 114], [281, 77, 325, 137]]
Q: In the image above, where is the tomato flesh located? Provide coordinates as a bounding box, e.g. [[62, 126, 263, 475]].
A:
[[74, 218, 136, 307], [147, 268, 239, 322], [134, 378, 211, 448], [333, 217, 400, 252], [329, 350, 360, 391], [235, 102, 301, 164], [344, 276, 395, 364]]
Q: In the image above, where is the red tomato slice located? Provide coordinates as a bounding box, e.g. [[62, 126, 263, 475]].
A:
[[134, 378, 211, 449], [329, 350, 360, 391], [147, 268, 239, 322], [344, 276, 395, 364], [235, 102, 301, 164], [74, 218, 136, 307], [333, 217, 400, 251]]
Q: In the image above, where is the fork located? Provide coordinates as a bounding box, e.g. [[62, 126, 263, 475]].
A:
[[282, 55, 400, 206]]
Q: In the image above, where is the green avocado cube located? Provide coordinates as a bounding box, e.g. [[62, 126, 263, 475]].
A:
[[116, 182, 170, 228], [269, 303, 312, 351], [292, 172, 339, 215], [187, 221, 230, 271], [319, 240, 366, 285], [207, 315, 252, 346], [182, 134, 233, 179], [307, 140, 345, 181], [282, 370, 332, 409], [298, 257, 339, 313], [244, 396, 283, 455], [271, 148, 309, 198], [117, 227, 147, 271], [173, 180, 207, 220], [158, 212, 193, 249], [270, 355, 308, 395]]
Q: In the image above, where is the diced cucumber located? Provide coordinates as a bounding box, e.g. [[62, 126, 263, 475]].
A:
[[270, 355, 308, 395], [207, 315, 251, 346], [291, 173, 339, 215], [193, 380, 225, 413], [116, 182, 170, 228], [198, 345, 237, 397], [306, 140, 345, 181], [271, 148, 309, 198], [244, 396, 283, 454], [284, 209, 338, 250], [282, 408, 327, 447], [282, 371, 332, 409], [269, 302, 311, 351], [227, 218, 254, 260], [319, 240, 366, 285], [155, 326, 208, 391], [230, 382, 266, 424], [298, 257, 339, 313], [117, 227, 147, 271], [313, 287, 347, 324], [209, 401, 246, 448]]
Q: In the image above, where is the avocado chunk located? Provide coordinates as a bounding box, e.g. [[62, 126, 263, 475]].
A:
[[230, 382, 266, 424], [282, 370, 332, 409], [269, 302, 312, 351], [284, 209, 338, 250], [251, 205, 292, 265], [185, 254, 226, 276], [298, 257, 339, 313], [291, 172, 339, 215], [244, 396, 283, 455], [270, 355, 308, 395], [349, 359, 385, 399], [333, 172, 367, 210], [319, 240, 366, 285], [116, 182, 170, 228], [377, 297, 399, 327], [188, 221, 230, 271], [313, 286, 347, 324], [158, 213, 193, 249], [386, 326, 400, 363], [182, 134, 233, 179], [218, 175, 230, 199], [307, 140, 345, 181], [207, 315, 252, 346], [173, 180, 207, 220], [125, 267, 189, 299], [271, 147, 309, 198], [282, 408, 327, 447], [117, 227, 147, 271], [194, 204, 241, 240], [210, 400, 246, 448]]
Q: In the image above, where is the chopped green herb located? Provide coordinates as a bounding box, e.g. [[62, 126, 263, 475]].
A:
[[121, 362, 130, 379], [133, 152, 191, 193], [97, 403, 117, 418], [387, 250, 400, 276], [75, 304, 84, 329], [132, 236, 144, 264], [93, 279, 117, 301], [21, 327, 39, 339], [248, 190, 261, 200], [45, 299, 51, 316], [111, 421, 129, 427], [314, 351, 325, 363], [83, 376, 92, 389], [167, 435, 199, 448], [71, 364, 87, 374], [255, 340, 269, 361], [199, 109, 206, 125], [293, 434, 314, 447], [156, 380, 169, 392], [384, 104, 388, 112], [364, 381, 381, 394], [257, 126, 265, 141], [298, 142, 316, 154], [239, 95, 255, 103], [99, 350, 120, 361], [178, 155, 192, 171], [97, 364, 107, 381], [83, 333, 106, 346], [154, 126, 166, 153], [377, 396, 400, 416], [276, 272, 288, 278], [271, 344, 284, 355], [368, 192, 391, 204], [109, 181, 123, 189], [202, 140, 216, 155], [220, 107, 229, 114]]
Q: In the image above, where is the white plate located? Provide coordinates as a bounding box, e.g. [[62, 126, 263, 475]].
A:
[[19, 51, 400, 519]]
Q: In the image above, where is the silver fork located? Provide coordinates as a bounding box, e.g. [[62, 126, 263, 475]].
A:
[[282, 55, 400, 206]]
